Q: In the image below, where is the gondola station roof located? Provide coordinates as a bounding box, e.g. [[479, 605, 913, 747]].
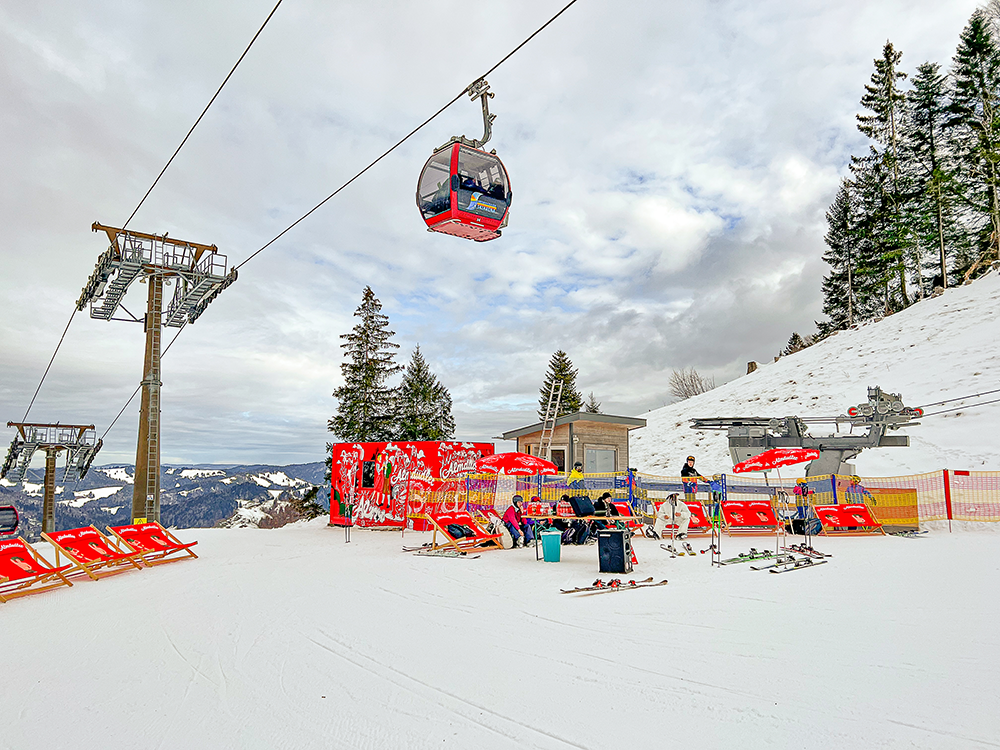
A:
[[499, 412, 647, 441]]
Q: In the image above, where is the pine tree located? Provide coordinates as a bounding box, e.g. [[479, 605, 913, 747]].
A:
[[850, 153, 905, 318], [948, 10, 1000, 274], [820, 178, 861, 332], [782, 333, 809, 356], [329, 286, 402, 443], [289, 486, 327, 520], [395, 346, 455, 441], [902, 61, 966, 290], [538, 350, 583, 419], [584, 392, 601, 413], [857, 40, 911, 307]]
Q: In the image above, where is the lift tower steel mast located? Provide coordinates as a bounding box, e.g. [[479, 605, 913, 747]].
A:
[[77, 223, 237, 523], [2, 422, 102, 534]]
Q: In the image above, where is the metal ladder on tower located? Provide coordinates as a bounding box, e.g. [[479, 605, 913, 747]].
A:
[[539, 380, 563, 461]]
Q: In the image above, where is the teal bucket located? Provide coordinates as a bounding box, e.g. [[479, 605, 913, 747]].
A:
[[541, 530, 561, 562]]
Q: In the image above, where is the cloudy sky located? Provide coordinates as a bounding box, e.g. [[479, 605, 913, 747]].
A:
[[0, 0, 983, 466]]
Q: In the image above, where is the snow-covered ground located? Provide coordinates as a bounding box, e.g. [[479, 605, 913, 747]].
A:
[[4, 519, 998, 749], [631, 271, 1000, 478]]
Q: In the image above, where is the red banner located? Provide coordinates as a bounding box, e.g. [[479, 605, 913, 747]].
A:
[[330, 441, 494, 528]]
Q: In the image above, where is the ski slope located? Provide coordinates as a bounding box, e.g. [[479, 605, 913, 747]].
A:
[[3, 520, 998, 749], [631, 271, 1000, 478]]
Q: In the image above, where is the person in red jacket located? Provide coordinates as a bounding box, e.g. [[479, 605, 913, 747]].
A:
[[502, 496, 533, 548]]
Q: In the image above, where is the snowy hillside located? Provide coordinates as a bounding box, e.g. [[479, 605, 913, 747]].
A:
[[0, 462, 327, 539], [631, 270, 1000, 477]]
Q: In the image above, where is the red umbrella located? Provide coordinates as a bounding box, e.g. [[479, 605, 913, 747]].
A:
[[474, 453, 560, 475], [732, 448, 820, 474]]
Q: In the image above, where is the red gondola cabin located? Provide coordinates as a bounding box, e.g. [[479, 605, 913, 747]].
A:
[[416, 143, 511, 242]]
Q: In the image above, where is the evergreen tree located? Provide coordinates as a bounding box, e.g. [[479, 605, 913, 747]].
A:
[[538, 350, 583, 419], [820, 178, 861, 332], [329, 286, 402, 443], [857, 40, 911, 307], [289, 486, 328, 521], [850, 153, 905, 317], [782, 333, 809, 356], [902, 61, 966, 291], [948, 10, 1000, 274], [584, 392, 601, 413], [395, 346, 456, 441]]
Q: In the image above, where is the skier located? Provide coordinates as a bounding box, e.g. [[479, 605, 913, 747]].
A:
[[653, 493, 691, 540], [681, 455, 708, 503]]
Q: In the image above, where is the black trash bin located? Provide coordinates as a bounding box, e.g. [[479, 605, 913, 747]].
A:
[[598, 529, 632, 574]]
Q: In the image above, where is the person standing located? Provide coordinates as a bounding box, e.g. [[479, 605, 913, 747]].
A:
[[680, 455, 708, 504]]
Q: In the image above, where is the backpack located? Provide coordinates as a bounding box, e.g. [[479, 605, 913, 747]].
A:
[[486, 517, 514, 549]]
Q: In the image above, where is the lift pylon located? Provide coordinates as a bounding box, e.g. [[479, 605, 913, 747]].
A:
[[2, 422, 102, 534], [77, 223, 237, 523]]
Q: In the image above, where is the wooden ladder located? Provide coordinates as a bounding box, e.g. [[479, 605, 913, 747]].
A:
[[539, 380, 563, 460]]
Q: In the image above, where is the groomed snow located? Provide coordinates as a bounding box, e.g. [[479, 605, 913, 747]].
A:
[[631, 272, 1000, 478], [4, 519, 997, 749]]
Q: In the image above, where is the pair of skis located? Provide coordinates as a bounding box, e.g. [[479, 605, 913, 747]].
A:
[[560, 576, 668, 595], [717, 548, 774, 565], [782, 544, 832, 559], [402, 544, 480, 559], [661, 541, 697, 557], [769, 556, 827, 574]]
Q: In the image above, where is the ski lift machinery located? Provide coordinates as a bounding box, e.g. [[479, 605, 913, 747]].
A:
[[416, 78, 512, 242], [691, 386, 923, 477]]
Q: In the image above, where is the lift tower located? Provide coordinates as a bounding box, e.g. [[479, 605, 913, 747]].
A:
[[77, 223, 237, 524], [2, 422, 102, 533]]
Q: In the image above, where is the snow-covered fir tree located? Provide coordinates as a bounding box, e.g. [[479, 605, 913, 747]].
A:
[[538, 350, 583, 419], [394, 346, 455, 441], [329, 286, 402, 443], [820, 178, 861, 333], [947, 10, 1000, 274]]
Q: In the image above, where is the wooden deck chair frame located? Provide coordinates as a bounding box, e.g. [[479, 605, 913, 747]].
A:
[[42, 525, 144, 581], [426, 510, 504, 554], [0, 537, 74, 604], [106, 521, 199, 566]]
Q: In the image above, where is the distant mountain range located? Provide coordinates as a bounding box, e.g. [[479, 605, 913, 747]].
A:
[[0, 462, 328, 541]]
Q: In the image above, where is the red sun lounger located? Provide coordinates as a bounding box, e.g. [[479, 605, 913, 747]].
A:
[[815, 503, 885, 536], [426, 510, 504, 553], [106, 521, 199, 566], [0, 537, 74, 603], [42, 525, 144, 580], [721, 500, 780, 535]]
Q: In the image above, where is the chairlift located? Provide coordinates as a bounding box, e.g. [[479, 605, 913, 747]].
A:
[[0, 505, 19, 537], [416, 78, 512, 242]]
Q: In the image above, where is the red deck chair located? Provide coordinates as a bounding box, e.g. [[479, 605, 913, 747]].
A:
[[721, 500, 780, 536], [0, 537, 74, 603], [106, 521, 199, 566], [42, 526, 144, 580], [815, 503, 885, 536], [426, 510, 504, 553]]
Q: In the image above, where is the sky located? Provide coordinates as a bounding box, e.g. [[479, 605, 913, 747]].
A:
[[0, 0, 985, 466]]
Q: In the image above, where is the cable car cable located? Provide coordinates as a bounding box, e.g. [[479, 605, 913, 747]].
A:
[[16, 1, 284, 424], [912, 387, 1000, 410], [122, 0, 285, 231], [99, 325, 188, 441], [235, 0, 581, 271], [53, 0, 584, 445], [917, 397, 1000, 419], [20, 309, 78, 422]]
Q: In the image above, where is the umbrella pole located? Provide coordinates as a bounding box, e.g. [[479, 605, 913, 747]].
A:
[[775, 468, 784, 555]]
